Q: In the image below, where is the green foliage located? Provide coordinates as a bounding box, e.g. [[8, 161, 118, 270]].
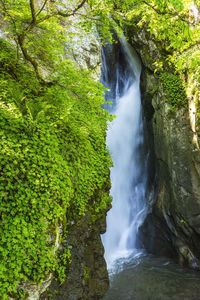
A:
[[160, 72, 188, 110], [0, 37, 112, 297], [0, 39, 40, 117], [124, 0, 199, 52], [83, 265, 90, 284], [55, 248, 71, 284], [122, 0, 200, 122], [3, 0, 199, 296], [0, 0, 116, 297], [0, 0, 119, 83], [0, 0, 118, 293]]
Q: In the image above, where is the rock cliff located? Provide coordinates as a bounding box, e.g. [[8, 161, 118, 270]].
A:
[[125, 25, 200, 268], [41, 210, 109, 300]]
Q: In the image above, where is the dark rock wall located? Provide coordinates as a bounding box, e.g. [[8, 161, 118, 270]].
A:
[[126, 25, 200, 268], [41, 211, 109, 299]]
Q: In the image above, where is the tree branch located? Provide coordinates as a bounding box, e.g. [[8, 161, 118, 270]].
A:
[[57, 0, 87, 17], [142, 1, 166, 15], [30, 0, 36, 23], [36, 0, 48, 17], [17, 35, 41, 82], [17, 33, 53, 86], [15, 0, 88, 86]]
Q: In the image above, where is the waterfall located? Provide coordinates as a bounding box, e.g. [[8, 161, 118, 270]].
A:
[[101, 37, 148, 268]]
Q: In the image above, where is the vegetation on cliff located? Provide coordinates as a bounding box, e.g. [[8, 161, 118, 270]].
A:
[[0, 0, 115, 297], [116, 0, 200, 77], [159, 73, 188, 110], [0, 38, 113, 298], [119, 0, 200, 132]]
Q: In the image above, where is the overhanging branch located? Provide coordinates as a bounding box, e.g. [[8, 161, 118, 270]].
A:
[[16, 0, 88, 86]]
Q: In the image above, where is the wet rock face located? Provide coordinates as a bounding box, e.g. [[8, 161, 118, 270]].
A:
[[150, 87, 200, 268], [126, 25, 200, 268], [41, 213, 109, 300]]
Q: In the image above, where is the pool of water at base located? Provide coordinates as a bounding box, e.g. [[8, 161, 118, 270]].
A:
[[103, 254, 200, 300]]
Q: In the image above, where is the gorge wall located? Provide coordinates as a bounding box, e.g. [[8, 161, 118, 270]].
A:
[[41, 209, 109, 300], [125, 24, 200, 268]]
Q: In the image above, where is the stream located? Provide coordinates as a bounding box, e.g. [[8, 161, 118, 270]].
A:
[[103, 254, 200, 300]]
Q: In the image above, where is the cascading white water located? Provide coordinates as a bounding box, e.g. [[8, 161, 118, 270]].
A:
[[101, 37, 148, 268]]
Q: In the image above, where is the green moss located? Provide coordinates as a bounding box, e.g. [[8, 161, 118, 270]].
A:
[[83, 265, 90, 284], [160, 72, 188, 110], [152, 86, 159, 94]]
